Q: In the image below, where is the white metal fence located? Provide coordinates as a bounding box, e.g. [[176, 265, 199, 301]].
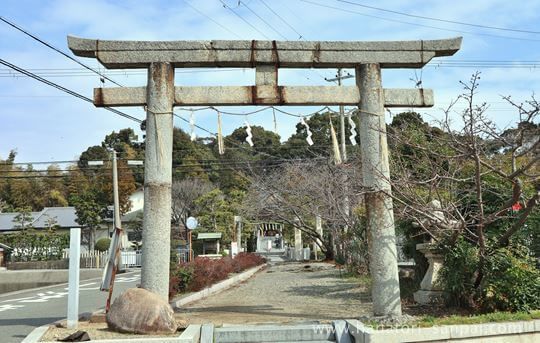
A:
[[121, 250, 142, 267]]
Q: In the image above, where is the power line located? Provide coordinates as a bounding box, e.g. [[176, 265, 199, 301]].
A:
[[3, 157, 326, 174], [336, 0, 540, 35], [0, 158, 324, 179], [239, 1, 288, 40], [299, 0, 540, 42], [0, 16, 123, 86], [182, 0, 243, 39], [0, 68, 245, 78], [0, 59, 142, 124], [253, 1, 332, 83], [259, 0, 303, 39], [219, 0, 271, 39]]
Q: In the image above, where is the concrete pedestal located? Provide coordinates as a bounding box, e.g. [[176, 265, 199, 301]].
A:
[[413, 243, 445, 305]]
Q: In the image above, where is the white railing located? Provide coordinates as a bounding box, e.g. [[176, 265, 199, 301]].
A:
[[121, 250, 142, 267]]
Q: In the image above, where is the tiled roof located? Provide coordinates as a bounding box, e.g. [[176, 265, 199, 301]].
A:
[[0, 207, 82, 231], [196, 232, 222, 240]]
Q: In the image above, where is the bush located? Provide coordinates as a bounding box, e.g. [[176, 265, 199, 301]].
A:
[[439, 239, 479, 308], [479, 246, 540, 312], [2, 230, 69, 261], [169, 253, 266, 299], [439, 239, 540, 312], [95, 237, 111, 252]]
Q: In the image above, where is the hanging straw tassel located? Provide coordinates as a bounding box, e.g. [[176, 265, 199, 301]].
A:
[[245, 120, 254, 147], [348, 113, 358, 146], [329, 118, 342, 165], [300, 117, 314, 146], [217, 111, 225, 155], [189, 111, 196, 141]]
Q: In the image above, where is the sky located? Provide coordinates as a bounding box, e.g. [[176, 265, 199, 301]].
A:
[[1, 0, 540, 164]]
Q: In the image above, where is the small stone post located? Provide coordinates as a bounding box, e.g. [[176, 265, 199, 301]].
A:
[[67, 228, 81, 329], [356, 64, 402, 316], [314, 215, 323, 260], [234, 215, 242, 253], [294, 225, 303, 261], [141, 63, 174, 300]]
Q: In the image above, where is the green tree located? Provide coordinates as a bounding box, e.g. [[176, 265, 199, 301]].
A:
[[194, 188, 239, 243], [72, 195, 102, 250], [13, 206, 34, 229], [172, 128, 215, 181]]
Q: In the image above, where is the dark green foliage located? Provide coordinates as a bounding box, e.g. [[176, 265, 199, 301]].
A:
[[95, 237, 111, 252], [440, 239, 540, 312], [479, 246, 540, 312], [72, 196, 102, 229], [439, 239, 479, 308], [280, 112, 361, 159], [2, 230, 69, 262]]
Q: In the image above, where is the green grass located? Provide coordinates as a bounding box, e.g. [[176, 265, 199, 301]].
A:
[[361, 310, 540, 329], [414, 310, 540, 327]]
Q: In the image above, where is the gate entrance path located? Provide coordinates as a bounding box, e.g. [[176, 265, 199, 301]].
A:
[[175, 262, 370, 325]]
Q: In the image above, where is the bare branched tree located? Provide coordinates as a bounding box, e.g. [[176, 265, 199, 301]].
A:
[[388, 72, 539, 288], [171, 178, 214, 228], [243, 158, 366, 260]]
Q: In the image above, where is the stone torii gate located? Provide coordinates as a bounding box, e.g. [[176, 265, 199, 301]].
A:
[[68, 36, 461, 317]]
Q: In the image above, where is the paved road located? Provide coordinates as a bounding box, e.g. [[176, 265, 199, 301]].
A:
[[0, 270, 140, 343]]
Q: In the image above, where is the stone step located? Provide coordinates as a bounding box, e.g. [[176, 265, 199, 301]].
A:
[[256, 251, 286, 256], [214, 324, 336, 343]]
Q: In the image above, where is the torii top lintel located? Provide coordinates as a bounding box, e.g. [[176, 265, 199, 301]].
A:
[[67, 36, 462, 69]]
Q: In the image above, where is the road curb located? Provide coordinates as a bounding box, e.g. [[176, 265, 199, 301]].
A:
[[23, 324, 201, 343], [21, 324, 49, 343], [0, 270, 139, 298], [171, 263, 266, 309]]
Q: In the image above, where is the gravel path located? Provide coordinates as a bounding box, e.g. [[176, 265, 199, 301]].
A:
[[175, 262, 372, 325]]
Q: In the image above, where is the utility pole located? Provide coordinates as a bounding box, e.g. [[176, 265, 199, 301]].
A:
[[326, 70, 352, 245], [92, 150, 125, 312], [112, 150, 121, 239], [326, 69, 353, 162]]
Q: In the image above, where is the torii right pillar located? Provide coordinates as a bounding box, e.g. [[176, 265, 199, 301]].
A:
[[357, 64, 402, 316]]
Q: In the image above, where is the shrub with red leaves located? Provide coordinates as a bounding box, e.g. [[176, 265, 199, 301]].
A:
[[231, 252, 266, 273], [169, 253, 266, 299]]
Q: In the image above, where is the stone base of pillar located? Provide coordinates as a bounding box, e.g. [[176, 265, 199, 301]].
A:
[[413, 290, 445, 305]]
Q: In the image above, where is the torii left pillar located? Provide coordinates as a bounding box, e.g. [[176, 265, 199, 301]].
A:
[[140, 63, 174, 300]]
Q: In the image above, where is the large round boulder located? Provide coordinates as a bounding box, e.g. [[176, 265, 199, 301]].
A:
[[106, 288, 177, 334]]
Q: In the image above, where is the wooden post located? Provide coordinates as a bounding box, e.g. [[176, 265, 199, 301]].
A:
[[356, 64, 402, 316]]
